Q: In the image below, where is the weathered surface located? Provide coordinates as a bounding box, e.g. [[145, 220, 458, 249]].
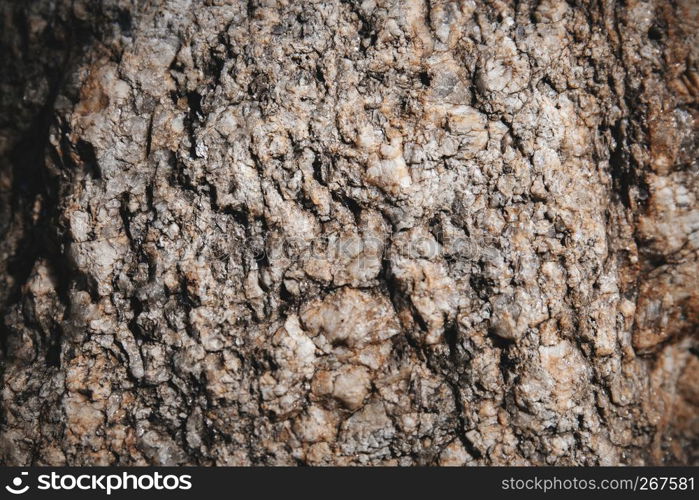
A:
[[0, 0, 697, 465]]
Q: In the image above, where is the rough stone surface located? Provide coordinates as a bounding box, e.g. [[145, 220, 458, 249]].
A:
[[0, 0, 697, 465]]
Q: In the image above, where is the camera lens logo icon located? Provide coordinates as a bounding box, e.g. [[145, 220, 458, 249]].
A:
[[5, 472, 29, 494]]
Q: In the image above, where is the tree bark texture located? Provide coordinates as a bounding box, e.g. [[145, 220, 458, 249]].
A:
[[0, 0, 697, 466]]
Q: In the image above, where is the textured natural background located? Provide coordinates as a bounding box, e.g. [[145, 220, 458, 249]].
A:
[[0, 0, 697, 466]]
